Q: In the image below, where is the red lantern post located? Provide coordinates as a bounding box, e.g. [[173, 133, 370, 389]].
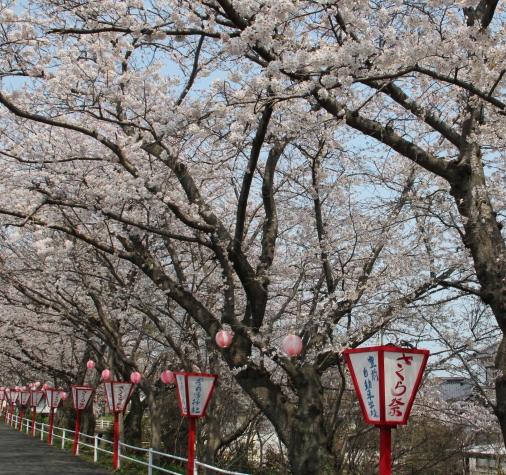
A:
[[29, 389, 45, 436], [44, 388, 65, 445], [174, 372, 218, 475], [103, 380, 136, 470], [7, 389, 19, 426], [3, 389, 10, 422], [17, 390, 30, 431], [0, 388, 4, 414], [344, 346, 429, 475], [0, 388, 5, 423], [70, 386, 95, 454]]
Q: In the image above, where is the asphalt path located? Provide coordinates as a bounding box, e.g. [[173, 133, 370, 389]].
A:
[[0, 421, 113, 474]]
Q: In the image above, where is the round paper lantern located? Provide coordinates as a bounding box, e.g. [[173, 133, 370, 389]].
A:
[[86, 360, 96, 370], [282, 334, 303, 356], [21, 386, 26, 391], [42, 383, 49, 390], [215, 330, 233, 348], [61, 392, 68, 400], [34, 382, 40, 388], [14, 386, 19, 391], [102, 369, 112, 380], [130, 372, 142, 384], [28, 383, 33, 389], [160, 370, 175, 385]]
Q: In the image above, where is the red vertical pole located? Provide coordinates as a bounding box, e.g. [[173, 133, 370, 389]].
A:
[[73, 410, 81, 455], [18, 406, 24, 431], [31, 409, 36, 436], [48, 408, 55, 445], [113, 412, 120, 470], [379, 426, 392, 475], [187, 418, 196, 475]]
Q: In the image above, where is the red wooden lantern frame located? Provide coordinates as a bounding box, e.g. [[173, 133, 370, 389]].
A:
[[3, 389, 11, 422], [7, 390, 19, 426], [44, 388, 66, 445], [103, 381, 135, 470], [71, 386, 95, 455], [17, 390, 30, 432], [30, 390, 45, 436], [344, 346, 429, 475], [174, 372, 218, 475]]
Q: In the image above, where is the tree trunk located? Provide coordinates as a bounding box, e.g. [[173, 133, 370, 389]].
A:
[[447, 106, 506, 446], [144, 385, 162, 465], [123, 389, 143, 448], [287, 365, 337, 475]]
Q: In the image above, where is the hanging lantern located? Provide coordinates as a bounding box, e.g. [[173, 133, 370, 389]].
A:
[[30, 389, 45, 436], [61, 392, 68, 400], [42, 383, 49, 390], [21, 386, 26, 391], [28, 383, 33, 389], [86, 360, 96, 370], [102, 369, 112, 380], [14, 386, 19, 391], [130, 372, 142, 384], [282, 334, 303, 356], [103, 380, 135, 470], [215, 330, 233, 348], [34, 382, 40, 388], [160, 370, 175, 385], [70, 386, 95, 455]]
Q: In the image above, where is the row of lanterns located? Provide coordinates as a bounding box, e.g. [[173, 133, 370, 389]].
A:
[[216, 331, 303, 357], [0, 364, 210, 475], [0, 331, 303, 474]]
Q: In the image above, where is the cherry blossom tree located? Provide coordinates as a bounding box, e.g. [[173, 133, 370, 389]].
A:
[[0, 0, 505, 473]]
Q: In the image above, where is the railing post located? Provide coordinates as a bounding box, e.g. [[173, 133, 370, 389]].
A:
[[148, 448, 153, 475], [41, 423, 45, 441], [62, 429, 66, 449], [94, 435, 98, 462], [195, 459, 198, 475], [118, 442, 121, 469]]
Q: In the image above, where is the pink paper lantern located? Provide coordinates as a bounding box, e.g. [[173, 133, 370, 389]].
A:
[[42, 383, 49, 390], [160, 370, 175, 384], [86, 360, 96, 370], [34, 382, 40, 388], [215, 330, 233, 348], [28, 383, 33, 389], [14, 386, 19, 391], [61, 392, 68, 400], [282, 334, 303, 356], [130, 372, 142, 384], [102, 369, 112, 380], [21, 386, 26, 391]]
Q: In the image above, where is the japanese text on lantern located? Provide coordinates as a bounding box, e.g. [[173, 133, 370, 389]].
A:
[[115, 385, 125, 411], [79, 392, 87, 410], [191, 377, 203, 415], [347, 351, 380, 423], [363, 355, 379, 419], [387, 353, 412, 418]]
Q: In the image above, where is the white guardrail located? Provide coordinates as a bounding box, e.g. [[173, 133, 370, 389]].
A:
[[5, 412, 250, 475]]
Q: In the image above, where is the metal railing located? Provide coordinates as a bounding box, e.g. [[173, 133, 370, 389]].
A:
[[5, 412, 250, 475], [95, 419, 114, 429]]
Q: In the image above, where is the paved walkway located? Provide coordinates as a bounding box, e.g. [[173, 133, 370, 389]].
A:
[[0, 421, 113, 474]]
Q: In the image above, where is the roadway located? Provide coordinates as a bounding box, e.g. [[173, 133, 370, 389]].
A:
[[0, 421, 113, 474]]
